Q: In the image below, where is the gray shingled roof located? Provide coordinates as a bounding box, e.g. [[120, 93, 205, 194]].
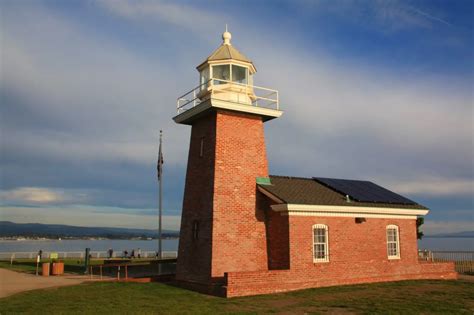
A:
[[198, 43, 253, 68], [259, 175, 427, 210]]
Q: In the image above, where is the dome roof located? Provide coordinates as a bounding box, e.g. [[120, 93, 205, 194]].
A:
[[197, 29, 255, 71]]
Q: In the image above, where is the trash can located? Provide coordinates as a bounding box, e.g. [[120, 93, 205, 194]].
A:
[[52, 262, 64, 275], [42, 263, 50, 276]]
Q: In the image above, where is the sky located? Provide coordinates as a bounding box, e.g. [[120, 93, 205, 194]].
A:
[[1, 0, 473, 234]]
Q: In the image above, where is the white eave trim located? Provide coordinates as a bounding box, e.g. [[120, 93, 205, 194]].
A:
[[271, 203, 429, 217]]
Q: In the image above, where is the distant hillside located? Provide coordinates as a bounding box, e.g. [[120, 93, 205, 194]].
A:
[[425, 231, 474, 238], [0, 221, 179, 239]]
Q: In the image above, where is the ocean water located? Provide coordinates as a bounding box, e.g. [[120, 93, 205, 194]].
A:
[[0, 237, 471, 253]]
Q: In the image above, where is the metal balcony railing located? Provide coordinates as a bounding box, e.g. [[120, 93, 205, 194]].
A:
[[176, 79, 279, 114]]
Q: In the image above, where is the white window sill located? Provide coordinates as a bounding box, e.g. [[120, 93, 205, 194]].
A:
[[388, 256, 401, 260]]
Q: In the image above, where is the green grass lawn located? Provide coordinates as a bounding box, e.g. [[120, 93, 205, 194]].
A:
[[0, 279, 473, 314]]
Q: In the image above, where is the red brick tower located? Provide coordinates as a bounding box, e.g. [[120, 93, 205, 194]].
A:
[[174, 29, 282, 292]]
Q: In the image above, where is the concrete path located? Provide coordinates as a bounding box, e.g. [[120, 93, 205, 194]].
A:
[[0, 268, 89, 298]]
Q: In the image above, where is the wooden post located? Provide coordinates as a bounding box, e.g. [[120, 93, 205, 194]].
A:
[[90, 266, 93, 279], [35, 255, 40, 276], [125, 265, 128, 280], [100, 265, 103, 280], [117, 266, 120, 280]]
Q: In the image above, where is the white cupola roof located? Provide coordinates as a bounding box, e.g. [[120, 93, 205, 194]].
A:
[[197, 28, 255, 72]]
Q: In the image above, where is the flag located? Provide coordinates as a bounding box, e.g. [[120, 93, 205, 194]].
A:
[[157, 131, 164, 181]]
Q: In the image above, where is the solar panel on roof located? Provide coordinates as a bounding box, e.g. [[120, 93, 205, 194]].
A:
[[313, 177, 417, 205]]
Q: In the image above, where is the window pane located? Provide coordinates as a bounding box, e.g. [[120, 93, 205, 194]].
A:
[[316, 244, 326, 258], [387, 227, 399, 258], [387, 229, 396, 242], [232, 65, 247, 84], [213, 65, 230, 83], [313, 225, 328, 261], [200, 67, 209, 90]]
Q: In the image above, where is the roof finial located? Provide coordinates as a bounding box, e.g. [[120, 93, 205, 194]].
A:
[[222, 25, 231, 45]]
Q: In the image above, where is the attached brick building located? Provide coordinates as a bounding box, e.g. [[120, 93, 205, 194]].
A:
[[173, 30, 457, 297]]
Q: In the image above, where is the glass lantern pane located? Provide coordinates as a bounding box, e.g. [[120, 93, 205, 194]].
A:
[[232, 65, 247, 84], [213, 65, 230, 84], [200, 67, 209, 90]]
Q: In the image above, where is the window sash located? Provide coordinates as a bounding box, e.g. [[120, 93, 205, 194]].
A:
[[386, 227, 400, 259], [313, 225, 329, 262]]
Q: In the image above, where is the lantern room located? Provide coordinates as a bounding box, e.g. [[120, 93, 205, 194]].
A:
[[174, 29, 282, 125], [196, 29, 256, 105]]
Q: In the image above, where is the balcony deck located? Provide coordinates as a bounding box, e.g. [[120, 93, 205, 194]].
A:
[[174, 79, 283, 124]]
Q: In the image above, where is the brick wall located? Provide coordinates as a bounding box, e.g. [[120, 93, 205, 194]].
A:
[[176, 112, 217, 284], [225, 212, 457, 297], [261, 194, 289, 270], [177, 109, 271, 284], [211, 110, 269, 278], [288, 216, 419, 269], [226, 261, 457, 297]]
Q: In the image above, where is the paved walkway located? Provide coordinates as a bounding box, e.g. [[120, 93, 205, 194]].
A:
[[0, 268, 90, 298]]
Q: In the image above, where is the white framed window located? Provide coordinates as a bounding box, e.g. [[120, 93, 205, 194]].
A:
[[313, 224, 329, 262], [386, 225, 400, 259]]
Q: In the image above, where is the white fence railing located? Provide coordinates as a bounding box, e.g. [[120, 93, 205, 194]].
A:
[[0, 251, 178, 261], [418, 250, 474, 274], [177, 78, 279, 114]]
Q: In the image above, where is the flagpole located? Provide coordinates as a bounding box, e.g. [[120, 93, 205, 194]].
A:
[[158, 130, 163, 261]]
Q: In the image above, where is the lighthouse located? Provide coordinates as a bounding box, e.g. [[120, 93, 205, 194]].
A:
[[172, 29, 456, 298], [174, 29, 282, 293]]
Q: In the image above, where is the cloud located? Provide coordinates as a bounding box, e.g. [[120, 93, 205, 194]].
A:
[[389, 178, 473, 196], [0, 187, 65, 204], [301, 0, 452, 31], [423, 220, 474, 235], [0, 4, 190, 166], [409, 7, 452, 27], [95, 0, 226, 40], [246, 34, 472, 186], [0, 1, 471, 231]]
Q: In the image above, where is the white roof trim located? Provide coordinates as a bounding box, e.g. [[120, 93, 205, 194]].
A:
[[271, 204, 429, 216], [280, 211, 418, 219]]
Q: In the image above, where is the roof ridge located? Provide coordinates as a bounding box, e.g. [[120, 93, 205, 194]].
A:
[[269, 174, 314, 181], [314, 176, 373, 183], [226, 45, 232, 59]]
